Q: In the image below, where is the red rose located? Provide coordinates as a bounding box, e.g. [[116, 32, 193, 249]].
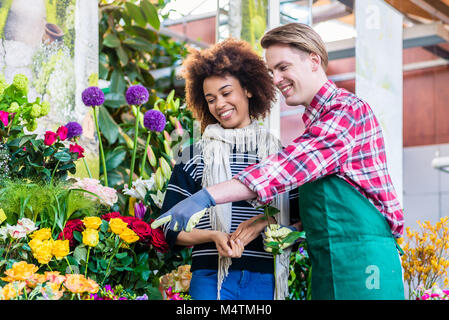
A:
[[56, 125, 68, 140], [58, 219, 85, 248], [101, 212, 121, 221], [44, 131, 57, 146], [121, 216, 139, 225], [149, 223, 169, 253], [69, 144, 85, 159], [130, 220, 152, 241]]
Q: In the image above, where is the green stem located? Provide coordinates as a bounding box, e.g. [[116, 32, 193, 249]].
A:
[[128, 105, 141, 188], [65, 256, 74, 274], [50, 160, 60, 186], [85, 246, 91, 277], [140, 131, 151, 176], [93, 106, 108, 186], [102, 241, 120, 286], [75, 137, 93, 178]]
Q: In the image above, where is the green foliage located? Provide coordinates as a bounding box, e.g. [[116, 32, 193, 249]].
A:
[[98, 1, 194, 210], [287, 243, 312, 300], [241, 0, 268, 53], [0, 73, 49, 139], [0, 180, 100, 230]]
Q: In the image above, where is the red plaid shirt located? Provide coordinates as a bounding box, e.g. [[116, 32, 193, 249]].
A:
[[234, 80, 404, 238]]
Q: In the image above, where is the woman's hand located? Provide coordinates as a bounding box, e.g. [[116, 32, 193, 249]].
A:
[[212, 231, 245, 258], [230, 214, 275, 246]]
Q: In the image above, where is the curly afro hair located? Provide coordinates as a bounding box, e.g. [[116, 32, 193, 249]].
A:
[[181, 38, 277, 132]]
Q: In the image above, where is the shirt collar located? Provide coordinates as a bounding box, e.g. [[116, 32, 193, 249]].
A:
[[303, 80, 338, 127]]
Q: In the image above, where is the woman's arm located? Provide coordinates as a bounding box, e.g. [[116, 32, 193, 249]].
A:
[[176, 229, 244, 258]]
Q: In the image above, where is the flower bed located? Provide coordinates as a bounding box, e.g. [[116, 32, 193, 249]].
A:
[[0, 73, 192, 300]]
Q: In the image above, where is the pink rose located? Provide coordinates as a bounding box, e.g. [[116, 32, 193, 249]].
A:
[[0, 111, 9, 127], [69, 144, 85, 159], [56, 126, 68, 141], [44, 131, 57, 146]]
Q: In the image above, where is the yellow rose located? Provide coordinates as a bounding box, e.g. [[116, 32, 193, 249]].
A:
[[119, 227, 139, 244], [28, 238, 43, 253], [30, 228, 52, 241], [1, 261, 38, 282], [52, 239, 70, 260], [109, 218, 128, 235], [33, 240, 54, 265], [1, 282, 26, 300], [82, 217, 102, 230], [82, 228, 99, 247], [64, 274, 99, 294]]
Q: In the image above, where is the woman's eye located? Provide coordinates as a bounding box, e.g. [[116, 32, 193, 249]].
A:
[[222, 92, 230, 96], [207, 99, 215, 104], [280, 65, 288, 71]]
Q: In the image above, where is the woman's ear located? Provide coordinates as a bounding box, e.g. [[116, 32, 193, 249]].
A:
[[245, 90, 253, 99]]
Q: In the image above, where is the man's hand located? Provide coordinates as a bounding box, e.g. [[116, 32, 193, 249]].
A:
[[151, 188, 216, 232], [230, 214, 275, 246]]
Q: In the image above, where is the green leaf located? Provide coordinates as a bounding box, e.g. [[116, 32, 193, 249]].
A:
[[43, 147, 55, 157], [109, 69, 127, 94], [281, 231, 304, 244], [103, 34, 121, 48], [125, 2, 147, 27], [123, 26, 158, 42], [116, 46, 129, 65], [105, 148, 126, 170], [141, 0, 160, 30], [54, 151, 71, 162], [74, 245, 87, 263], [104, 92, 126, 109], [98, 105, 119, 144], [116, 252, 127, 259], [123, 37, 155, 51]]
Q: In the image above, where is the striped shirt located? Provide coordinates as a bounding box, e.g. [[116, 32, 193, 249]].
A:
[[234, 80, 404, 238], [161, 143, 299, 273]]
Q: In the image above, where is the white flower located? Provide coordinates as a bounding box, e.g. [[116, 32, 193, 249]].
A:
[[123, 176, 155, 201], [6, 224, 27, 239], [150, 190, 166, 209], [0, 226, 8, 241], [16, 218, 37, 234]]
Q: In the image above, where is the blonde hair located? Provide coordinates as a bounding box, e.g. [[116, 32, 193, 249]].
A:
[[261, 23, 328, 71]]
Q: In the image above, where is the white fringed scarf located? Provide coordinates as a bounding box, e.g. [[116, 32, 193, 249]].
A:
[[198, 120, 291, 300]]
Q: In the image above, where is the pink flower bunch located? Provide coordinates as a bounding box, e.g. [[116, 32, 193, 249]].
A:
[[44, 125, 85, 159], [70, 178, 118, 207], [0, 110, 10, 127], [415, 285, 449, 300]]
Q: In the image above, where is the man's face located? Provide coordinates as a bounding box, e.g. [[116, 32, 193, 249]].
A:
[[265, 43, 318, 107]]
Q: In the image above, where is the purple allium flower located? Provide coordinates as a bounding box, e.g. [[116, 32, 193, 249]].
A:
[[82, 86, 105, 107], [125, 85, 149, 105], [135, 294, 149, 300], [65, 121, 83, 139], [143, 109, 166, 132]]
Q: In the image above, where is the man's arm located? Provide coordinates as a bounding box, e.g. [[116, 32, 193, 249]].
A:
[[205, 178, 257, 205]]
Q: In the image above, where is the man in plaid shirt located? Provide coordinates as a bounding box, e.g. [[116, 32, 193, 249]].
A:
[[154, 23, 405, 299]]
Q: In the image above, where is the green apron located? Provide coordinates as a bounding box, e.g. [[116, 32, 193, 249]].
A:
[[298, 175, 404, 300]]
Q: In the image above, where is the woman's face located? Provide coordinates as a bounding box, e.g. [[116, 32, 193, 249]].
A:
[[203, 74, 252, 129]]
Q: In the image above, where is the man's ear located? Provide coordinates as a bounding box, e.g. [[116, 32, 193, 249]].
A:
[[309, 52, 322, 72]]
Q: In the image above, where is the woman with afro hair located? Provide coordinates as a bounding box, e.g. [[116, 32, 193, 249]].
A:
[[159, 38, 300, 300]]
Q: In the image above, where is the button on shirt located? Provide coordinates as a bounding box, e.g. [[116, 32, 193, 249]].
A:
[[234, 80, 404, 238]]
